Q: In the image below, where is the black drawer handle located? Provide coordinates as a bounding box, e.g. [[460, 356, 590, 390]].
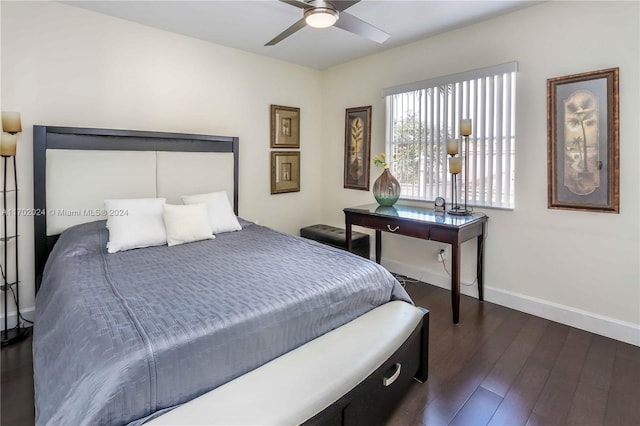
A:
[[383, 363, 402, 386], [387, 225, 399, 232]]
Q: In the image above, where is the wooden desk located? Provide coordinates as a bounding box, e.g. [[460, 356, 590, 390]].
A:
[[344, 204, 487, 324]]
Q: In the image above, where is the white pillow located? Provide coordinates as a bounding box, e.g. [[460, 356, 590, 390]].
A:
[[181, 191, 242, 234], [163, 203, 215, 247], [105, 198, 167, 254]]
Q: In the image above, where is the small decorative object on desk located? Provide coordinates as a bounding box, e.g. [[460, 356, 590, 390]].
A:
[[372, 153, 400, 206]]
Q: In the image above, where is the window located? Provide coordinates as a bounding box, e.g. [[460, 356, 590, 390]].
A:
[[383, 62, 517, 209]]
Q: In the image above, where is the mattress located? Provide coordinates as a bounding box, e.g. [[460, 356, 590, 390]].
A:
[[33, 219, 411, 425]]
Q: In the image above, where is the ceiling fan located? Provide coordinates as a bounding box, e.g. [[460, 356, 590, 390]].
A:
[[265, 0, 390, 46]]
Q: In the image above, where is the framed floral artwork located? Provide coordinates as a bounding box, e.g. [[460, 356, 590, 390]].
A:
[[547, 68, 619, 213], [270, 105, 300, 148], [271, 151, 300, 194], [344, 106, 372, 191]]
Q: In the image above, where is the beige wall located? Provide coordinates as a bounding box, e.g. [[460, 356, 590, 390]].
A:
[[1, 1, 323, 317], [321, 1, 640, 343], [2, 1, 639, 344]]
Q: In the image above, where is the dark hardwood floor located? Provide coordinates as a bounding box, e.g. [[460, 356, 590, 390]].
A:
[[2, 281, 639, 426], [388, 280, 640, 426], [1, 328, 34, 426]]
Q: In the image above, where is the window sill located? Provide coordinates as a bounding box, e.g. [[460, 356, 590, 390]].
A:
[[398, 197, 515, 212]]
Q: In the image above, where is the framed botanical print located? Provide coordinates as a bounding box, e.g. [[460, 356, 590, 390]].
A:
[[547, 68, 619, 213], [344, 106, 372, 190], [271, 151, 300, 194], [270, 105, 300, 148]]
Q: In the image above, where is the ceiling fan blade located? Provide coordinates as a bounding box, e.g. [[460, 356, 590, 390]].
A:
[[265, 18, 308, 46], [278, 0, 310, 9], [334, 12, 390, 44], [332, 1, 360, 12]]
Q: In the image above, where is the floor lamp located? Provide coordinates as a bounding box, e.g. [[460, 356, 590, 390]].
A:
[[1, 111, 27, 347]]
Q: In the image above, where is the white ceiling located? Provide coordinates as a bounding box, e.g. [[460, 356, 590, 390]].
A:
[[66, 0, 540, 70]]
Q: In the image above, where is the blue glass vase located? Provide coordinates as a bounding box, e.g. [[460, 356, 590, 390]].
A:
[[373, 168, 400, 206]]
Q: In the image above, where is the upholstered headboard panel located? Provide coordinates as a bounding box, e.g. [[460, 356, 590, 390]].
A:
[[156, 151, 235, 205], [45, 150, 236, 235], [45, 150, 157, 235], [33, 126, 239, 292]]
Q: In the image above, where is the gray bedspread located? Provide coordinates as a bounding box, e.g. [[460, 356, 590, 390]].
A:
[[34, 219, 410, 425]]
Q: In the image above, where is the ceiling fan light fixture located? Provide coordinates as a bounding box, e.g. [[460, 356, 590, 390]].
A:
[[304, 7, 339, 29]]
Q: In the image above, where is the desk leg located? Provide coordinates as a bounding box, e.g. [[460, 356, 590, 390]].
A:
[[346, 220, 353, 252], [451, 243, 461, 324], [375, 230, 381, 264], [477, 231, 485, 302]]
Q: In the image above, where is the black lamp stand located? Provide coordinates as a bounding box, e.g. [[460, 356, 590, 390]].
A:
[[2, 155, 26, 347], [448, 171, 463, 214]]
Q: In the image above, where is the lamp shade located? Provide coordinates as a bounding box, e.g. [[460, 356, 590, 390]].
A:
[[0, 133, 18, 156], [1, 112, 22, 134], [449, 157, 462, 174], [446, 138, 459, 155], [304, 8, 338, 28], [460, 119, 472, 136]]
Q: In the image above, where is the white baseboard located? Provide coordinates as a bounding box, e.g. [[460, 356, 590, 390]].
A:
[[383, 258, 640, 347], [1, 307, 35, 329]]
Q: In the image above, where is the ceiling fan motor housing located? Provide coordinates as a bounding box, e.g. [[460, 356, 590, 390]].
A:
[[266, 0, 389, 46], [304, 1, 339, 28]]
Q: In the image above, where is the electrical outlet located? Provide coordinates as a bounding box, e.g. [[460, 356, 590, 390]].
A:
[[438, 248, 447, 262]]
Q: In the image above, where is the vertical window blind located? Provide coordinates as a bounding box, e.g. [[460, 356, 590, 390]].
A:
[[383, 61, 518, 209]]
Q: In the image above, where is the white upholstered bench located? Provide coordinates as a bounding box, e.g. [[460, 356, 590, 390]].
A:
[[150, 301, 428, 425]]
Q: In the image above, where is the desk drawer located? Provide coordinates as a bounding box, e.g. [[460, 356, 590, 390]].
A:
[[350, 214, 430, 240]]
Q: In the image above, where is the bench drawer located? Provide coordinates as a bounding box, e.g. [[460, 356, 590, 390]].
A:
[[342, 325, 422, 426]]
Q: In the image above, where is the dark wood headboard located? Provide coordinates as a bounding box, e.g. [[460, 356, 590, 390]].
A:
[[33, 125, 239, 293]]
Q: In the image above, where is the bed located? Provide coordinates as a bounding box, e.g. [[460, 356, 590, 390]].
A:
[[32, 126, 429, 425]]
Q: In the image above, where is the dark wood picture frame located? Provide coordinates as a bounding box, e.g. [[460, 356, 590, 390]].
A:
[[344, 106, 372, 191], [270, 105, 300, 148], [547, 68, 619, 213], [271, 151, 300, 194]]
